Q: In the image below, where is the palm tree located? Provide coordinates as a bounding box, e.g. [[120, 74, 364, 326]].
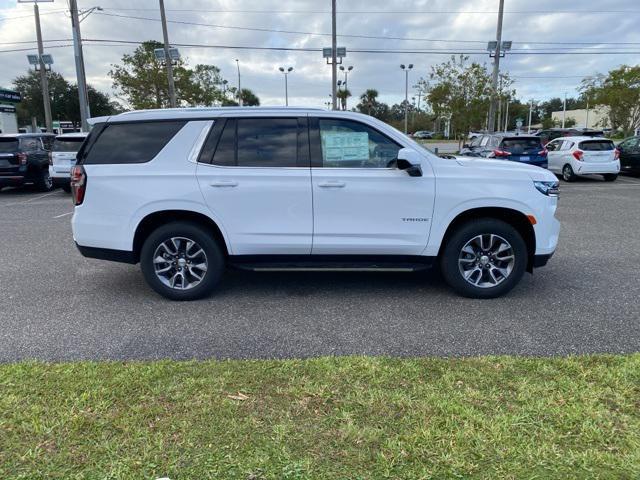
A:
[[336, 88, 352, 111], [359, 89, 379, 115]]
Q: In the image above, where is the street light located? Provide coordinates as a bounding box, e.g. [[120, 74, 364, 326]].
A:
[[400, 64, 413, 134], [235, 59, 242, 106], [278, 66, 293, 106], [339, 65, 353, 109]]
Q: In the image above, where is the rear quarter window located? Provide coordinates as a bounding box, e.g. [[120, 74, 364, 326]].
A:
[[579, 140, 615, 151], [83, 121, 186, 164]]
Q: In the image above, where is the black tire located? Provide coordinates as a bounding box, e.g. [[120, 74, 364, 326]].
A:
[[562, 164, 576, 182], [440, 218, 528, 299], [61, 183, 72, 193], [34, 169, 53, 192], [140, 221, 225, 301], [603, 173, 618, 182]]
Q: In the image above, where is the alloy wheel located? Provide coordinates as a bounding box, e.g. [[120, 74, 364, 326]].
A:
[[152, 236, 208, 290], [458, 234, 515, 288]]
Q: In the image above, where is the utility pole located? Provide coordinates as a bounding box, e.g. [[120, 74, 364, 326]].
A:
[[159, 0, 177, 108], [487, 0, 505, 133], [504, 97, 509, 132], [69, 0, 90, 131], [235, 59, 242, 106], [33, 2, 52, 132], [585, 98, 590, 128], [527, 100, 534, 133], [562, 92, 567, 128], [331, 0, 337, 110]]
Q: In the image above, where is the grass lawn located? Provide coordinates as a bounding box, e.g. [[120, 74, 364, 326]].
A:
[[1, 355, 639, 479]]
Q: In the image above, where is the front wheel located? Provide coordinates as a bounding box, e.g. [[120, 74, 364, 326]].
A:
[[34, 169, 53, 191], [440, 219, 528, 299], [603, 174, 618, 182], [140, 221, 225, 301]]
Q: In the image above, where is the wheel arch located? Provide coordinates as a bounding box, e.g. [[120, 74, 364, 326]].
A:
[[438, 207, 536, 272], [132, 210, 229, 263]]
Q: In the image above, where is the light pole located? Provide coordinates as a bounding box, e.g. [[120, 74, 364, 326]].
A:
[[235, 59, 242, 106], [562, 92, 567, 128], [331, 0, 337, 110], [279, 66, 293, 106], [527, 100, 534, 133], [339, 65, 353, 109], [400, 64, 413, 134], [487, 0, 505, 133], [159, 0, 176, 108]]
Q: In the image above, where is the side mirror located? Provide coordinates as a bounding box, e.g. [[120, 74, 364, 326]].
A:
[[394, 148, 423, 177]]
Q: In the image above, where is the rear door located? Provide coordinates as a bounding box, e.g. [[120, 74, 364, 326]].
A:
[[578, 139, 616, 164], [0, 137, 20, 175], [309, 116, 434, 255], [196, 116, 313, 255], [618, 137, 640, 170]]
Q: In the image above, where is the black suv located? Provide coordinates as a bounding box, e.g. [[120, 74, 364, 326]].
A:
[[0, 133, 56, 191], [536, 128, 603, 145], [617, 136, 640, 175]]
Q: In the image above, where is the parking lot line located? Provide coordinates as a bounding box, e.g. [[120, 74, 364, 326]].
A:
[[3, 191, 60, 207], [53, 211, 73, 218]]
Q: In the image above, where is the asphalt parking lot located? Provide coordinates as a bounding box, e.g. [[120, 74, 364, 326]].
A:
[[1, 175, 640, 362]]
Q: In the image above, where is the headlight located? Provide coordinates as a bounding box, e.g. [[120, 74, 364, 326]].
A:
[[533, 180, 559, 197]]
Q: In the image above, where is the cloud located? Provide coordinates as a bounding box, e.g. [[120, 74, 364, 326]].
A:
[[0, 0, 638, 110]]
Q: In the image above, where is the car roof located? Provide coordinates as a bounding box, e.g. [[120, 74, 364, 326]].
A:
[[0, 133, 55, 138], [55, 132, 89, 139], [89, 107, 330, 124], [494, 134, 539, 139], [550, 136, 613, 142]]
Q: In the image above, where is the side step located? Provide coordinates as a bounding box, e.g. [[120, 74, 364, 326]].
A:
[[228, 255, 435, 272]]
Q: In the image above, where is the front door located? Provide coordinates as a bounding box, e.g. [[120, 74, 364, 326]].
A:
[[309, 117, 435, 255], [197, 116, 313, 255]]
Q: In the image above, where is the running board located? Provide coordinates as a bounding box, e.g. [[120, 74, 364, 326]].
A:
[[228, 255, 435, 272]]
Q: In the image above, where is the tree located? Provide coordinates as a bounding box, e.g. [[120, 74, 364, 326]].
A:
[[336, 88, 351, 110], [109, 40, 227, 109], [581, 65, 640, 135], [13, 70, 119, 128], [238, 88, 260, 106], [355, 89, 390, 121]]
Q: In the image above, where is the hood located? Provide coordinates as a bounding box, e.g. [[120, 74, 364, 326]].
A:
[[452, 155, 556, 182]]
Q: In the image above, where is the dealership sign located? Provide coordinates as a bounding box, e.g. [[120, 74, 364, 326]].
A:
[[0, 89, 22, 103]]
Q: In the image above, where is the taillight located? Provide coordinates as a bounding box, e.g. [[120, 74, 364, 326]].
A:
[[538, 149, 548, 157], [17, 152, 27, 165], [70, 165, 86, 205], [572, 150, 584, 161], [48, 151, 52, 165], [493, 149, 512, 157], [614, 148, 620, 160]]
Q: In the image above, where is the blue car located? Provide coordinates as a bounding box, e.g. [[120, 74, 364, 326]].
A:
[[460, 134, 548, 168]]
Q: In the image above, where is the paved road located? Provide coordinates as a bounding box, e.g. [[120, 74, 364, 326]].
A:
[[1, 175, 640, 362]]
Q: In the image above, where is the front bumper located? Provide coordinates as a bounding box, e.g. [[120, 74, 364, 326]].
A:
[[533, 252, 554, 268]]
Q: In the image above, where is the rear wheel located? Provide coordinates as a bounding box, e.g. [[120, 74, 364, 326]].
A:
[[562, 164, 576, 182], [440, 218, 527, 299], [140, 221, 224, 301], [603, 173, 618, 182], [34, 169, 53, 191]]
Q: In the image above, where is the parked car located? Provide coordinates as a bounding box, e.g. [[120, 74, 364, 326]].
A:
[[616, 136, 640, 175], [0, 133, 56, 191], [413, 130, 434, 139], [536, 128, 603, 145], [459, 134, 548, 168], [546, 136, 619, 182], [49, 132, 88, 192], [71, 108, 560, 300]]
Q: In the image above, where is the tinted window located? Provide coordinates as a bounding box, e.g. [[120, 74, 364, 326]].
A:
[[470, 136, 482, 147], [0, 138, 19, 153], [500, 137, 542, 152], [546, 140, 560, 151], [318, 119, 400, 168], [19, 138, 40, 151], [579, 140, 615, 151], [53, 138, 85, 152], [211, 119, 236, 166], [237, 118, 298, 167], [84, 121, 185, 164], [41, 136, 55, 150]]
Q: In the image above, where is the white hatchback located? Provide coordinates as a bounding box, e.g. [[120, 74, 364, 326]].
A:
[[49, 132, 88, 192], [546, 136, 620, 182]]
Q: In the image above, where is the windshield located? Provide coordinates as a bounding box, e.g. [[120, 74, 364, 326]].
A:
[[579, 140, 615, 151], [53, 138, 85, 152], [0, 138, 19, 153], [500, 137, 542, 152]]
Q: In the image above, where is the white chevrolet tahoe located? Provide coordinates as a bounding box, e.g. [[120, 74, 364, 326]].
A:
[[71, 108, 560, 300]]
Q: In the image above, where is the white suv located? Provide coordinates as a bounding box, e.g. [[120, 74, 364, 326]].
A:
[[71, 108, 560, 300]]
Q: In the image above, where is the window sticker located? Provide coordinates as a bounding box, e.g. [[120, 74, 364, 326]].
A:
[[321, 131, 369, 163]]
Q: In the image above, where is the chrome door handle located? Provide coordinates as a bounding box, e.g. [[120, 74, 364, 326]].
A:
[[209, 180, 238, 187], [318, 181, 346, 188]]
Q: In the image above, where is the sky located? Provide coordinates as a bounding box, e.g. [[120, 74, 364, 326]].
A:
[[0, 0, 639, 110]]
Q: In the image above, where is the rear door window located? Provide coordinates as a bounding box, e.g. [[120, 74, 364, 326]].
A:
[[83, 121, 186, 164], [0, 138, 19, 153], [579, 140, 615, 151], [237, 118, 298, 167]]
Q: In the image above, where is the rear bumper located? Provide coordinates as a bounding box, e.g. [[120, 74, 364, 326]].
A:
[[75, 243, 137, 264], [575, 161, 619, 175], [0, 175, 26, 186]]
